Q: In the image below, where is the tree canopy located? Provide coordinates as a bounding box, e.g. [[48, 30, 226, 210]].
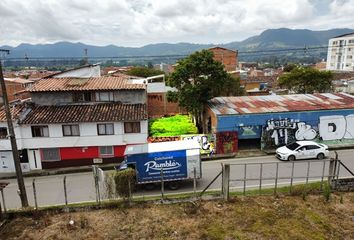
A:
[[278, 67, 333, 94], [126, 66, 164, 78], [167, 50, 243, 131]]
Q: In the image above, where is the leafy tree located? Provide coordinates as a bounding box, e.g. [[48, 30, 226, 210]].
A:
[[283, 63, 298, 72], [126, 66, 164, 78], [278, 67, 333, 93], [167, 50, 242, 132], [221, 75, 245, 96]]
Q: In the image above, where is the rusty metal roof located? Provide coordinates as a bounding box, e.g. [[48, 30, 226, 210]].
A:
[[20, 103, 147, 124], [29, 76, 146, 92], [208, 93, 354, 115]]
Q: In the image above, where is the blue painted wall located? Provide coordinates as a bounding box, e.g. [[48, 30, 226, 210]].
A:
[[216, 109, 354, 139]]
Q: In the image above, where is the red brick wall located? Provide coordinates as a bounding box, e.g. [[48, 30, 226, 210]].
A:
[[148, 93, 187, 118], [209, 47, 238, 72]]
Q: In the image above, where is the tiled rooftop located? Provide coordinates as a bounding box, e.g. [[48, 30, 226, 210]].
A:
[[208, 92, 354, 115], [19, 103, 147, 124], [29, 76, 146, 92]]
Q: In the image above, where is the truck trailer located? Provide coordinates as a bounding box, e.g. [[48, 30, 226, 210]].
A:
[[119, 140, 202, 190]]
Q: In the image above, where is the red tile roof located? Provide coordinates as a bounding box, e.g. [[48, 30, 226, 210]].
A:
[[29, 77, 146, 92], [0, 104, 27, 122], [208, 93, 354, 115], [20, 103, 147, 124]]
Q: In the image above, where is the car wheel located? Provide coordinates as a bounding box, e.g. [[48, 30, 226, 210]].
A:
[[144, 183, 155, 190], [167, 181, 180, 190], [288, 155, 295, 161], [317, 153, 325, 160]]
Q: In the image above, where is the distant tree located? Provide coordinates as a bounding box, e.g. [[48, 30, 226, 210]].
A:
[[147, 62, 154, 69], [283, 63, 298, 72], [126, 67, 164, 78], [278, 67, 333, 93], [221, 75, 245, 96], [167, 49, 243, 132]]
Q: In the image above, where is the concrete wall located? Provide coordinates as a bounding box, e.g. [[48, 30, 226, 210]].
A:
[[31, 92, 73, 105], [113, 90, 146, 104]]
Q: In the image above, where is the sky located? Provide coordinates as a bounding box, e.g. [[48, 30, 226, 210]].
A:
[[0, 0, 354, 47]]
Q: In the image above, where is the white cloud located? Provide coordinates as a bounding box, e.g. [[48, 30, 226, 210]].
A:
[[0, 0, 353, 47]]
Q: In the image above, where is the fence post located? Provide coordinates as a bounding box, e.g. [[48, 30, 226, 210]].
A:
[[32, 179, 38, 210], [222, 164, 230, 201], [328, 158, 336, 184], [259, 163, 263, 195], [274, 162, 279, 195], [0, 189, 5, 215], [160, 168, 164, 202], [305, 161, 310, 185], [221, 163, 224, 195], [193, 167, 197, 199], [0, 194, 2, 220], [320, 160, 326, 191], [63, 176, 68, 206], [290, 161, 295, 194], [243, 164, 247, 196], [128, 179, 132, 205]]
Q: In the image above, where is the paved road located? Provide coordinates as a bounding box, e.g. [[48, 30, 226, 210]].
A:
[[2, 150, 354, 210]]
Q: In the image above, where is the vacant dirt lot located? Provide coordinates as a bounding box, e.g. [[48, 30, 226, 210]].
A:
[[1, 193, 354, 240]]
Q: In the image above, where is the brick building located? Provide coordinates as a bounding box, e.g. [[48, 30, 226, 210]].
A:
[[209, 47, 238, 72]]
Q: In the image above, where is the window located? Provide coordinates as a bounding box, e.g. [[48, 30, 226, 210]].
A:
[[73, 92, 92, 102], [124, 122, 141, 133], [306, 145, 320, 150], [42, 148, 60, 161], [97, 123, 114, 135], [99, 146, 114, 157], [62, 124, 80, 136], [31, 126, 49, 137], [0, 127, 7, 139], [96, 92, 114, 102]]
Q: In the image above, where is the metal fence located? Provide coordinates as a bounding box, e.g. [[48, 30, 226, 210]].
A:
[[220, 158, 347, 201], [0, 158, 352, 214]]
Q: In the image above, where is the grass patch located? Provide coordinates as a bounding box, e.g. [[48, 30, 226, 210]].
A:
[[149, 115, 198, 137]]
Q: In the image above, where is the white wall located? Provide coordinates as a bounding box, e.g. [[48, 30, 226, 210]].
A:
[[0, 120, 148, 150], [53, 65, 101, 78]]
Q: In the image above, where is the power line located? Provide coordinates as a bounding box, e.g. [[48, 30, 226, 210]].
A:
[[2, 43, 354, 61]]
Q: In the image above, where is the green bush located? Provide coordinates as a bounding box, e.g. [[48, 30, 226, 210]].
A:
[[105, 169, 136, 200], [149, 115, 198, 137]]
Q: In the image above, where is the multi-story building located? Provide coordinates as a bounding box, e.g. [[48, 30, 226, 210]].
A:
[[326, 33, 354, 71], [0, 76, 148, 172], [209, 47, 238, 72]]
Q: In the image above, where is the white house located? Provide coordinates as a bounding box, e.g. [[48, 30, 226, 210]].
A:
[[0, 76, 148, 173]]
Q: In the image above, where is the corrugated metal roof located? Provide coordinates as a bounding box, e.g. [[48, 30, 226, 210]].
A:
[[20, 103, 147, 124], [208, 93, 354, 115], [29, 76, 146, 92]]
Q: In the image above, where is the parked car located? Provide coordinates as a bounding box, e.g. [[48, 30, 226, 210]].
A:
[[276, 141, 329, 161]]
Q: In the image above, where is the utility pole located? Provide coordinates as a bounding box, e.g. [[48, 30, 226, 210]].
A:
[[0, 49, 28, 207]]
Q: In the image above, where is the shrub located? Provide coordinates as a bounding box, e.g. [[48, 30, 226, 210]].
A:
[[105, 169, 136, 200]]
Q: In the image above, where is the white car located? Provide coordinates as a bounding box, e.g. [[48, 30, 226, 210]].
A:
[[276, 141, 329, 161]]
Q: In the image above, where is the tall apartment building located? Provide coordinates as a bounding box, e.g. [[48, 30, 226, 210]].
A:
[[326, 33, 354, 71]]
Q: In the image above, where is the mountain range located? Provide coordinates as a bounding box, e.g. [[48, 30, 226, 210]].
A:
[[2, 28, 354, 59]]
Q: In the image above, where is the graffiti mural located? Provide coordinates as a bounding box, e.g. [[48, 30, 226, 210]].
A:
[[319, 115, 354, 140], [180, 134, 214, 155], [216, 131, 238, 154], [263, 118, 317, 147]]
